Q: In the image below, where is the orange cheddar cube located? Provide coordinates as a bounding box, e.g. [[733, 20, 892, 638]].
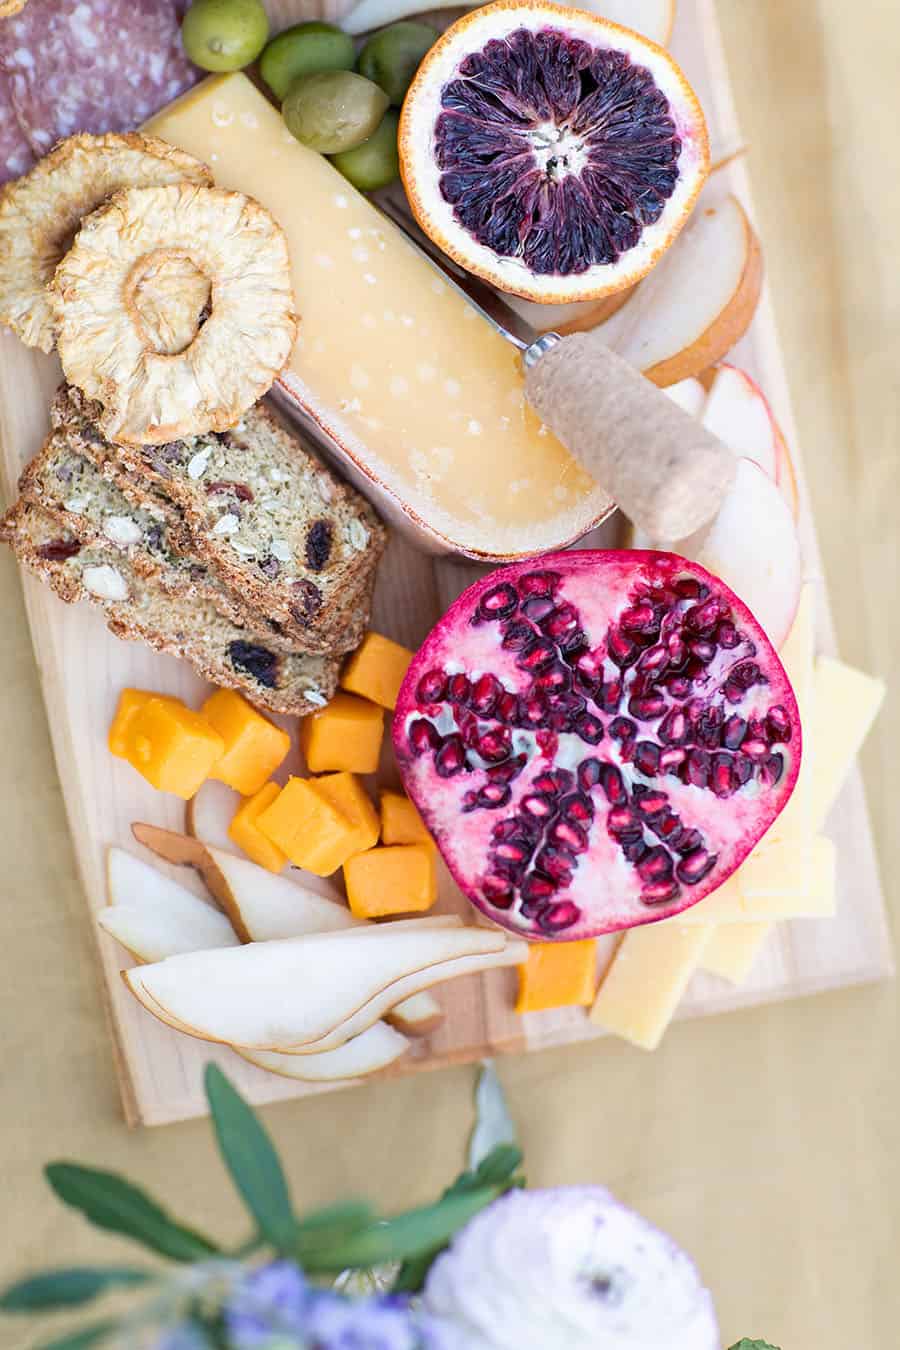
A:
[[343, 844, 437, 919], [515, 940, 597, 1015], [340, 631, 414, 710], [228, 781, 288, 873], [109, 688, 181, 758], [299, 692, 384, 774], [202, 688, 291, 796], [313, 772, 380, 858], [379, 789, 433, 848], [256, 775, 356, 875], [124, 698, 225, 799]]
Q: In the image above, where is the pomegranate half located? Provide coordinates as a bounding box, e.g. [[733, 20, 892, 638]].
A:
[[400, 0, 709, 303], [394, 551, 801, 940]]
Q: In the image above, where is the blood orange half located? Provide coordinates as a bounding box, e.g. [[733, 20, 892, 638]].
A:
[[400, 0, 709, 304]]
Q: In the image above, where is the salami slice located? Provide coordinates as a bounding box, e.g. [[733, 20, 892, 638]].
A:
[[0, 0, 201, 157], [0, 72, 34, 182]]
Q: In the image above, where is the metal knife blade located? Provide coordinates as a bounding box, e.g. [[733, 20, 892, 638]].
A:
[[374, 190, 545, 355]]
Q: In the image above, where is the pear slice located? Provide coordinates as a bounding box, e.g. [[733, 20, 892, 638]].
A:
[[598, 194, 762, 387], [124, 925, 508, 1050], [185, 780, 242, 855], [100, 849, 238, 960], [236, 1022, 411, 1083]]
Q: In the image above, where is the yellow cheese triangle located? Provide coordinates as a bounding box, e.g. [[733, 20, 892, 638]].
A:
[[809, 658, 885, 831], [701, 922, 773, 984], [589, 924, 711, 1050]]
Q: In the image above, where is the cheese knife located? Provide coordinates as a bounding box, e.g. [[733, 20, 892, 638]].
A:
[[375, 192, 734, 543]]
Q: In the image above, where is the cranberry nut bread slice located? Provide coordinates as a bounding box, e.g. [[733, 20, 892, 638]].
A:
[[17, 430, 301, 653], [1, 502, 341, 718], [53, 386, 386, 653]]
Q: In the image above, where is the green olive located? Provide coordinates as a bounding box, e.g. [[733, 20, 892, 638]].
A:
[[282, 71, 390, 155], [259, 21, 356, 101], [330, 110, 400, 192], [357, 22, 436, 106], [181, 0, 268, 73]]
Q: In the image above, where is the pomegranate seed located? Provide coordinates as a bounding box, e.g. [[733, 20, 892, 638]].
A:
[[620, 602, 658, 634], [501, 620, 535, 650], [487, 753, 527, 784], [658, 707, 689, 745], [518, 638, 557, 672], [517, 570, 561, 598], [477, 783, 512, 809], [628, 692, 667, 722], [560, 792, 595, 824], [622, 838, 648, 863], [522, 595, 556, 623], [558, 629, 588, 656], [695, 707, 724, 749], [575, 647, 605, 682], [521, 792, 556, 819], [688, 639, 716, 663], [607, 805, 641, 839], [517, 695, 547, 729], [534, 661, 572, 694], [759, 753, 785, 787], [549, 819, 589, 852], [666, 675, 692, 698], [470, 673, 501, 715], [607, 628, 639, 668], [483, 875, 514, 907], [459, 714, 481, 750], [637, 846, 674, 883], [478, 582, 518, 621], [416, 669, 447, 704], [546, 690, 586, 716], [534, 768, 574, 795], [542, 603, 580, 638], [666, 633, 688, 668], [495, 691, 519, 723], [494, 839, 531, 864], [684, 597, 726, 633], [492, 819, 522, 842], [447, 673, 471, 704], [597, 763, 626, 804], [676, 848, 717, 884], [741, 738, 769, 760], [733, 660, 764, 689], [635, 790, 669, 819], [733, 755, 753, 786], [461, 790, 479, 813], [575, 712, 605, 744], [716, 620, 740, 648], [535, 845, 576, 883], [539, 900, 581, 932], [598, 679, 623, 712], [637, 643, 668, 675], [521, 873, 557, 903], [435, 735, 467, 777], [766, 705, 793, 743], [409, 719, 440, 755], [651, 811, 683, 845], [641, 880, 681, 906], [711, 752, 736, 797], [634, 741, 660, 777], [577, 758, 603, 791], [722, 715, 747, 750], [659, 747, 687, 775], [674, 577, 706, 599], [477, 729, 511, 763], [520, 897, 550, 921], [685, 749, 711, 788], [674, 828, 704, 855], [609, 716, 636, 743]]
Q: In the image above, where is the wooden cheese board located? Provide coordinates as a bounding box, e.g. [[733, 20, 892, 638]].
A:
[[0, 0, 891, 1126]]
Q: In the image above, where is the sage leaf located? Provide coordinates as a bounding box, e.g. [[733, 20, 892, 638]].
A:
[[728, 1342, 782, 1350], [45, 1165, 218, 1262], [204, 1064, 295, 1251], [0, 1267, 151, 1312]]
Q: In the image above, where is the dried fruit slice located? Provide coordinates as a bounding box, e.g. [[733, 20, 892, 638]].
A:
[[0, 132, 212, 353], [50, 183, 297, 445], [394, 550, 801, 940], [0, 0, 29, 16], [400, 0, 708, 303]]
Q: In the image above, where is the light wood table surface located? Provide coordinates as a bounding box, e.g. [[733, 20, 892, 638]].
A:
[[0, 3, 896, 1346]]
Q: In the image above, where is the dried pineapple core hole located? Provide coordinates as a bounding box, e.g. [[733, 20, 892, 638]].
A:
[[126, 248, 212, 357]]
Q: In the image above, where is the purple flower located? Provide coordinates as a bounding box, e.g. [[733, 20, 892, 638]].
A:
[[153, 1326, 215, 1350], [224, 1261, 312, 1347], [304, 1291, 421, 1350]]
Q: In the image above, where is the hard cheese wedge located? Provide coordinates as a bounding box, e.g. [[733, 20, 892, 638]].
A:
[[590, 925, 712, 1050], [146, 75, 611, 556]]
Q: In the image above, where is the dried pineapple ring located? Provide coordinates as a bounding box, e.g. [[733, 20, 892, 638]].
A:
[[0, 0, 29, 14], [0, 132, 212, 353], [50, 183, 298, 446]]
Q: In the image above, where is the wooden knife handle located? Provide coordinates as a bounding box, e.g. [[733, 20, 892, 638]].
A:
[[523, 330, 735, 541]]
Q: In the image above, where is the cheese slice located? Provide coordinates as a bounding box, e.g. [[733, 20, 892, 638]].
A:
[[808, 658, 885, 831], [589, 924, 711, 1050], [146, 75, 611, 555], [677, 835, 835, 924], [701, 922, 772, 984]]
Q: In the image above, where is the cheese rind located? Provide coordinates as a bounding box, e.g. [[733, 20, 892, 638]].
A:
[[146, 75, 611, 556], [589, 924, 711, 1050]]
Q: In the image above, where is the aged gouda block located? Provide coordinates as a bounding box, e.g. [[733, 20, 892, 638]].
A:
[[146, 75, 611, 555], [589, 925, 712, 1050]]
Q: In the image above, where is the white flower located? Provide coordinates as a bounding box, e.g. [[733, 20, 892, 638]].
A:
[[422, 1188, 719, 1350]]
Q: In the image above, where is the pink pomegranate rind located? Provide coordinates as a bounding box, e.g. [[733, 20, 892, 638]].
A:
[[393, 550, 801, 941]]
